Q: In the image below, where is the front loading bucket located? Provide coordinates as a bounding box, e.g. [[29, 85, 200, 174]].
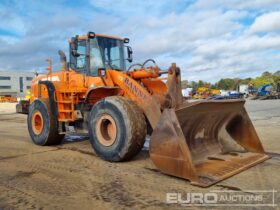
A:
[[150, 100, 269, 187]]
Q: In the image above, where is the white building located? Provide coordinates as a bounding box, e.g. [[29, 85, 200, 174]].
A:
[[0, 71, 35, 97]]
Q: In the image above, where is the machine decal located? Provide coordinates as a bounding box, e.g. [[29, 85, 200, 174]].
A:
[[124, 77, 147, 100]]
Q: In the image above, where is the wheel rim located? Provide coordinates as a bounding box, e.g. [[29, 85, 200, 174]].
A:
[[95, 114, 117, 146], [32, 111, 44, 135]]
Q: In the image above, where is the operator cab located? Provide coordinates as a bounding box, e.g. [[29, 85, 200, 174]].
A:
[[69, 32, 132, 76]]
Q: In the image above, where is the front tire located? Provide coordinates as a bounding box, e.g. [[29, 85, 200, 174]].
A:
[[88, 96, 147, 162], [27, 99, 64, 145]]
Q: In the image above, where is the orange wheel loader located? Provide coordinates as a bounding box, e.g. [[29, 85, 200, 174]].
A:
[[27, 32, 269, 187]]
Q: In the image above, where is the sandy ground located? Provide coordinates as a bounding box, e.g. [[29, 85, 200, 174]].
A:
[[0, 100, 280, 210]]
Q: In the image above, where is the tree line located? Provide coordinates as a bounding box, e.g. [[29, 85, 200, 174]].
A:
[[181, 70, 280, 90]]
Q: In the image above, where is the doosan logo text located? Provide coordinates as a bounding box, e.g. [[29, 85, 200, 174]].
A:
[[124, 77, 147, 100]]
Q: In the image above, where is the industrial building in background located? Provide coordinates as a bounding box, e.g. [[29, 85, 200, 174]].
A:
[[0, 71, 34, 102]]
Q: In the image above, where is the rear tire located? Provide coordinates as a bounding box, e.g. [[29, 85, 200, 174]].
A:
[[27, 99, 64, 145], [88, 96, 147, 161]]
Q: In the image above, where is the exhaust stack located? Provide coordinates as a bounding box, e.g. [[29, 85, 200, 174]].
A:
[[58, 50, 67, 71]]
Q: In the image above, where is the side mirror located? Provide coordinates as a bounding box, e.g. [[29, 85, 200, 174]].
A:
[[71, 36, 80, 57], [127, 46, 133, 63]]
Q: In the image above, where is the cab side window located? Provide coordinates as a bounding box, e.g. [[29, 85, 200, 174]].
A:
[[76, 40, 87, 70]]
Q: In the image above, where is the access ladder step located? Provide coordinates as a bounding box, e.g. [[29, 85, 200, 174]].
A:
[[59, 110, 73, 113], [57, 100, 72, 103]]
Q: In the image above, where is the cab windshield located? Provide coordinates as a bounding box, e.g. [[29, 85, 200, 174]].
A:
[[90, 37, 125, 74]]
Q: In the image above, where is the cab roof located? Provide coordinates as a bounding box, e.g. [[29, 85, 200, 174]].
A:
[[76, 33, 124, 41]]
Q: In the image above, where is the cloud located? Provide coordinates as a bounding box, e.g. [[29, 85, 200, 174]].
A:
[[0, 6, 26, 38], [249, 12, 280, 34], [0, 0, 279, 83], [189, 0, 280, 11], [89, 0, 190, 16]]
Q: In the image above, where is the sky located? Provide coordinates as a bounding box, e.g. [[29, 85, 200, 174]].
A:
[[0, 0, 280, 82]]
